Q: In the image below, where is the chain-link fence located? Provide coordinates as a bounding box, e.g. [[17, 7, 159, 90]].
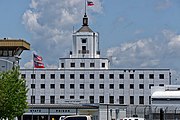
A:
[[125, 105, 180, 120]]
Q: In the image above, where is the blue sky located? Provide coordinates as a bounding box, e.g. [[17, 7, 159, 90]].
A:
[[1, 0, 180, 83]]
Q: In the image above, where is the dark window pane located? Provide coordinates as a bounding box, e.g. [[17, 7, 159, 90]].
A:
[[31, 84, 35, 89], [41, 84, 45, 89], [119, 96, 124, 104], [50, 74, 55, 79], [119, 84, 124, 89], [41, 74, 45, 79], [139, 74, 144, 79], [90, 74, 94, 79], [60, 74, 65, 79], [99, 74, 104, 79], [119, 74, 124, 79], [70, 84, 74, 89], [99, 84, 104, 89], [130, 74, 134, 79], [149, 74, 154, 79], [159, 74, 164, 79], [130, 84, 134, 89], [109, 84, 114, 89], [139, 84, 144, 89], [50, 84, 55, 89], [71, 63, 75, 67], [109, 74, 114, 79], [80, 74, 84, 79], [130, 96, 134, 104], [31, 74, 35, 79], [80, 84, 84, 89], [90, 84, 94, 89], [60, 84, 65, 89], [50, 96, 55, 104]]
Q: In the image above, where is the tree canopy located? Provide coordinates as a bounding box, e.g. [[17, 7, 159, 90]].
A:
[[0, 68, 28, 120]]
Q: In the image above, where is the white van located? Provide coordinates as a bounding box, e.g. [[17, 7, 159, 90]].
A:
[[63, 115, 92, 120], [123, 117, 145, 120]]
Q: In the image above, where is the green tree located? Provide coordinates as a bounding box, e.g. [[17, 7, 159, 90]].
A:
[[0, 68, 28, 120]]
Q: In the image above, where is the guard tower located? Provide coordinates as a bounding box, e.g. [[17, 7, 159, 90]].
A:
[[0, 38, 30, 71]]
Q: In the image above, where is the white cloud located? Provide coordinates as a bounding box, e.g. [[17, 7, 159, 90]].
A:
[[22, 0, 103, 68], [156, 0, 172, 10], [107, 30, 180, 69]]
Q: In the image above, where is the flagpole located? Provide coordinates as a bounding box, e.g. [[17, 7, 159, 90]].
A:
[[32, 53, 34, 120], [85, 0, 87, 16]]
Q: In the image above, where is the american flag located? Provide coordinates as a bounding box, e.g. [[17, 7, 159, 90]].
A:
[[33, 53, 45, 68], [87, 1, 94, 6]]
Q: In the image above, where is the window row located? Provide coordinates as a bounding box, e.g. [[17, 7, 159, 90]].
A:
[[22, 73, 165, 80], [61, 62, 106, 68], [31, 95, 151, 105], [31, 83, 164, 89]]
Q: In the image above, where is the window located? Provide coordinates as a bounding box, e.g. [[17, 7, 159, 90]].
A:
[[109, 74, 114, 79], [102, 63, 105, 68], [139, 84, 144, 89], [60, 74, 65, 79], [90, 63, 95, 67], [89, 96, 94, 103], [90, 84, 94, 89], [149, 84, 154, 89], [60, 84, 65, 89], [61, 63, 64, 68], [71, 63, 75, 67], [31, 74, 35, 79], [50, 96, 55, 104], [139, 74, 144, 79], [159, 74, 164, 79], [41, 74, 45, 79], [89, 74, 94, 79], [109, 96, 114, 104], [41, 84, 45, 89], [60, 96, 65, 99], [119, 96, 124, 104], [149, 96, 151, 104], [99, 96, 104, 103], [21, 74, 26, 79], [119, 74, 124, 79], [139, 96, 144, 104], [119, 84, 124, 89], [82, 46, 86, 51], [130, 74, 134, 79], [80, 63, 85, 67], [99, 84, 104, 89], [80, 74, 84, 79], [149, 74, 154, 79], [70, 96, 74, 99], [80, 84, 84, 89], [70, 84, 74, 89], [82, 39, 87, 43], [159, 84, 164, 86], [40, 96, 45, 104], [130, 96, 134, 104], [31, 84, 35, 89], [99, 74, 104, 79], [50, 84, 55, 89], [109, 84, 114, 89], [80, 96, 84, 99], [31, 96, 35, 104], [70, 74, 75, 79], [130, 84, 134, 89], [50, 74, 55, 79]]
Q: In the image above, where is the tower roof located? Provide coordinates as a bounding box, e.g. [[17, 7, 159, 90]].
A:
[[76, 14, 93, 33]]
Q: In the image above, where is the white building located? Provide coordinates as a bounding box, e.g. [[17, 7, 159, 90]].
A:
[[20, 14, 171, 120]]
